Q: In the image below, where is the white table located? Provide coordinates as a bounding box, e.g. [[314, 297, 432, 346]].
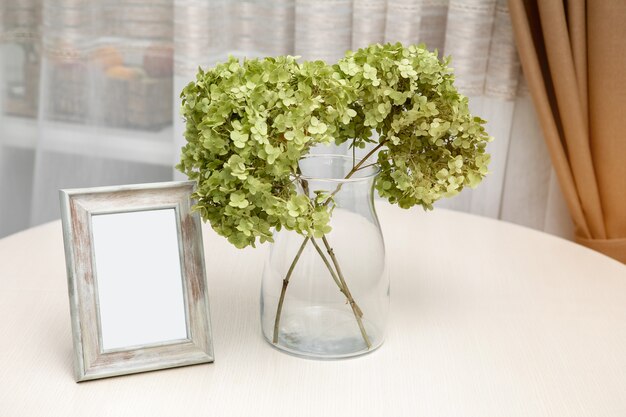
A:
[[1, 203, 625, 416]]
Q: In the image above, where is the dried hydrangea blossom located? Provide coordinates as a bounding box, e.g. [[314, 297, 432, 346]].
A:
[[179, 44, 492, 248]]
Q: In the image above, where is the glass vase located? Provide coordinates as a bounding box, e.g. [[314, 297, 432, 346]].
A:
[[260, 154, 388, 359]]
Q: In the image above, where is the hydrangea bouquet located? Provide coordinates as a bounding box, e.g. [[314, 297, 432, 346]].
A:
[[178, 43, 491, 352]]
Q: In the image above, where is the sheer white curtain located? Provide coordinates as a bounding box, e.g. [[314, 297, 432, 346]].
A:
[[0, 0, 573, 239], [0, 0, 176, 237]]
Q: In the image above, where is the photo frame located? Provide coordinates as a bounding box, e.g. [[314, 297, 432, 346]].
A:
[[60, 181, 214, 382]]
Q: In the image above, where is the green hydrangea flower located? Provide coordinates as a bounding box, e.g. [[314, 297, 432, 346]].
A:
[[177, 56, 356, 248], [334, 43, 492, 209], [178, 44, 492, 249]]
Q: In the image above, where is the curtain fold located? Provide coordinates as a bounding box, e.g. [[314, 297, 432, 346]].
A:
[[509, 0, 626, 263]]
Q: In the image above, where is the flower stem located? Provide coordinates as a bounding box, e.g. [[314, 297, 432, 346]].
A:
[[321, 235, 371, 348], [310, 238, 343, 290], [272, 236, 309, 344], [272, 140, 387, 347], [310, 237, 364, 318]]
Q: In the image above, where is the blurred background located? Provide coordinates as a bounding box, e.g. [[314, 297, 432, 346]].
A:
[[0, 0, 573, 240]]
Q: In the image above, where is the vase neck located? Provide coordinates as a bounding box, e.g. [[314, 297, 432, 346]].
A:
[[298, 154, 379, 184], [296, 155, 379, 222]]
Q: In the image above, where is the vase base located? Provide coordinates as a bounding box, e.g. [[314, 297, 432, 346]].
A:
[[263, 306, 384, 360]]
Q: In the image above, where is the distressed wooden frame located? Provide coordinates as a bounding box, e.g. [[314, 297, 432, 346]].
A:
[[59, 181, 214, 382]]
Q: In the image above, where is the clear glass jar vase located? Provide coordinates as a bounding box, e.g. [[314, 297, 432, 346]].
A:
[[260, 154, 388, 359]]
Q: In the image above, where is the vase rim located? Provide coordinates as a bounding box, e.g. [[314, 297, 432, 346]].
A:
[[298, 154, 380, 183]]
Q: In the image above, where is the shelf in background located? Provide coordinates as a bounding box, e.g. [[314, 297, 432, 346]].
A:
[[0, 115, 175, 166]]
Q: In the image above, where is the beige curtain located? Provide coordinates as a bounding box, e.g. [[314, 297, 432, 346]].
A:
[[174, 0, 522, 100], [509, 0, 626, 264]]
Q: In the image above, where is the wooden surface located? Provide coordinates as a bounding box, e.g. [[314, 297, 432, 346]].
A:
[[0, 203, 625, 416]]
